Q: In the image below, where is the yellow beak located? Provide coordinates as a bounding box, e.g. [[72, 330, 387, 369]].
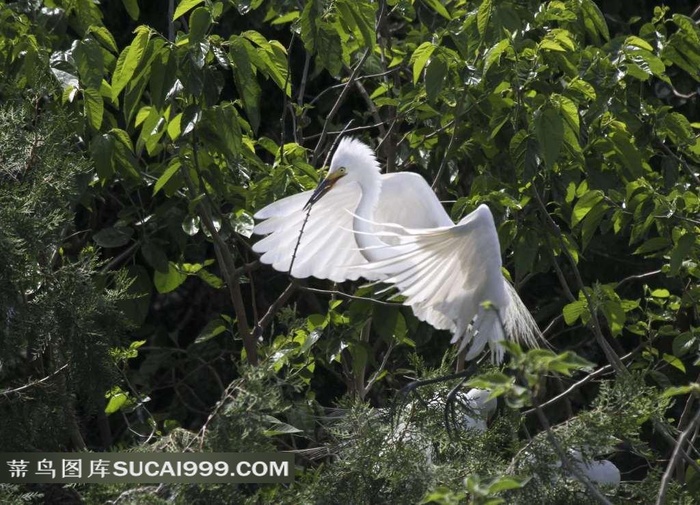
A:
[[304, 171, 345, 210]]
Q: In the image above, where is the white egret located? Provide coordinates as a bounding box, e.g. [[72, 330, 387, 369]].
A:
[[253, 137, 540, 361], [458, 388, 498, 432]]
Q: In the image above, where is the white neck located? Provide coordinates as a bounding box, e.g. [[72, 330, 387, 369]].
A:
[[352, 177, 393, 262]]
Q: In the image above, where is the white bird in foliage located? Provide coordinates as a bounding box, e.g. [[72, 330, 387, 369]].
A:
[[253, 138, 540, 361]]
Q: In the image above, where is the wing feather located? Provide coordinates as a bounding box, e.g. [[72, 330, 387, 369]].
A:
[[361, 205, 540, 360], [253, 183, 374, 282]]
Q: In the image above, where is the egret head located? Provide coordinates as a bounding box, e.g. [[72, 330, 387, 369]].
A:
[[304, 137, 380, 209]]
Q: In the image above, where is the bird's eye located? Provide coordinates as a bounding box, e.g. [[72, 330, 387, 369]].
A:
[[339, 167, 347, 173]]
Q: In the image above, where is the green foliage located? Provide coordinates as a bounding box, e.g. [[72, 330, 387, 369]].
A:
[[0, 101, 129, 452], [1, 0, 700, 503]]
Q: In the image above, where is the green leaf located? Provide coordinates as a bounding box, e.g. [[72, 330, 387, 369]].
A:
[[316, 23, 343, 76], [196, 269, 223, 289], [154, 160, 182, 195], [230, 37, 261, 131], [411, 42, 435, 85], [483, 39, 510, 75], [539, 39, 566, 52], [477, 0, 492, 36], [112, 26, 150, 98], [425, 55, 448, 102], [173, 0, 203, 20], [672, 332, 696, 357], [88, 25, 118, 54], [194, 318, 227, 344], [94, 226, 134, 248], [90, 133, 115, 181], [625, 35, 653, 51], [75, 39, 104, 88], [534, 106, 564, 170], [601, 300, 626, 337], [122, 0, 140, 20], [189, 7, 211, 44], [423, 0, 451, 20], [634, 237, 672, 255], [242, 32, 290, 94], [488, 476, 531, 494], [663, 353, 686, 373], [105, 389, 129, 414], [299, 0, 321, 52], [662, 383, 700, 398], [271, 11, 299, 26], [580, 0, 609, 43], [572, 190, 604, 227], [670, 233, 695, 275], [563, 300, 586, 325], [154, 262, 188, 293], [509, 130, 539, 180], [337, 0, 376, 47], [580, 200, 608, 249], [661, 112, 694, 146], [610, 130, 643, 178], [141, 242, 169, 272], [83, 88, 104, 130]]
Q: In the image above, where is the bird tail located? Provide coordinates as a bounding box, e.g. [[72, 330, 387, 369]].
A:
[[502, 280, 543, 350]]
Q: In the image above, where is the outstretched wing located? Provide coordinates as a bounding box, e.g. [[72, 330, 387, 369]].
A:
[[252, 171, 450, 282], [252, 183, 375, 282], [361, 205, 540, 361]]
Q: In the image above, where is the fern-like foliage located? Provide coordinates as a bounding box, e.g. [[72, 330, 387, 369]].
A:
[[0, 100, 128, 452]]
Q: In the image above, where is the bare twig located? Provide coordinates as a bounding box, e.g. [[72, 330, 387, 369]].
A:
[[523, 348, 639, 416], [352, 77, 387, 137], [288, 205, 313, 276], [300, 285, 402, 306], [100, 241, 140, 274], [615, 269, 663, 290], [544, 234, 576, 302], [0, 364, 68, 397], [256, 281, 298, 334], [431, 100, 462, 190], [655, 139, 700, 186], [656, 406, 700, 505], [313, 48, 372, 163]]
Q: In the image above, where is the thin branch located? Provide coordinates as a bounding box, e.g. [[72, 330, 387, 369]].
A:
[[303, 121, 386, 141], [280, 32, 296, 147], [431, 101, 462, 190], [307, 70, 399, 108], [312, 48, 372, 163], [522, 348, 638, 416], [256, 281, 298, 335], [656, 406, 700, 505], [100, 241, 140, 274], [544, 234, 576, 302], [0, 364, 68, 397], [615, 269, 663, 290], [655, 139, 700, 186], [352, 76, 386, 137], [300, 285, 402, 307], [363, 340, 396, 398]]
